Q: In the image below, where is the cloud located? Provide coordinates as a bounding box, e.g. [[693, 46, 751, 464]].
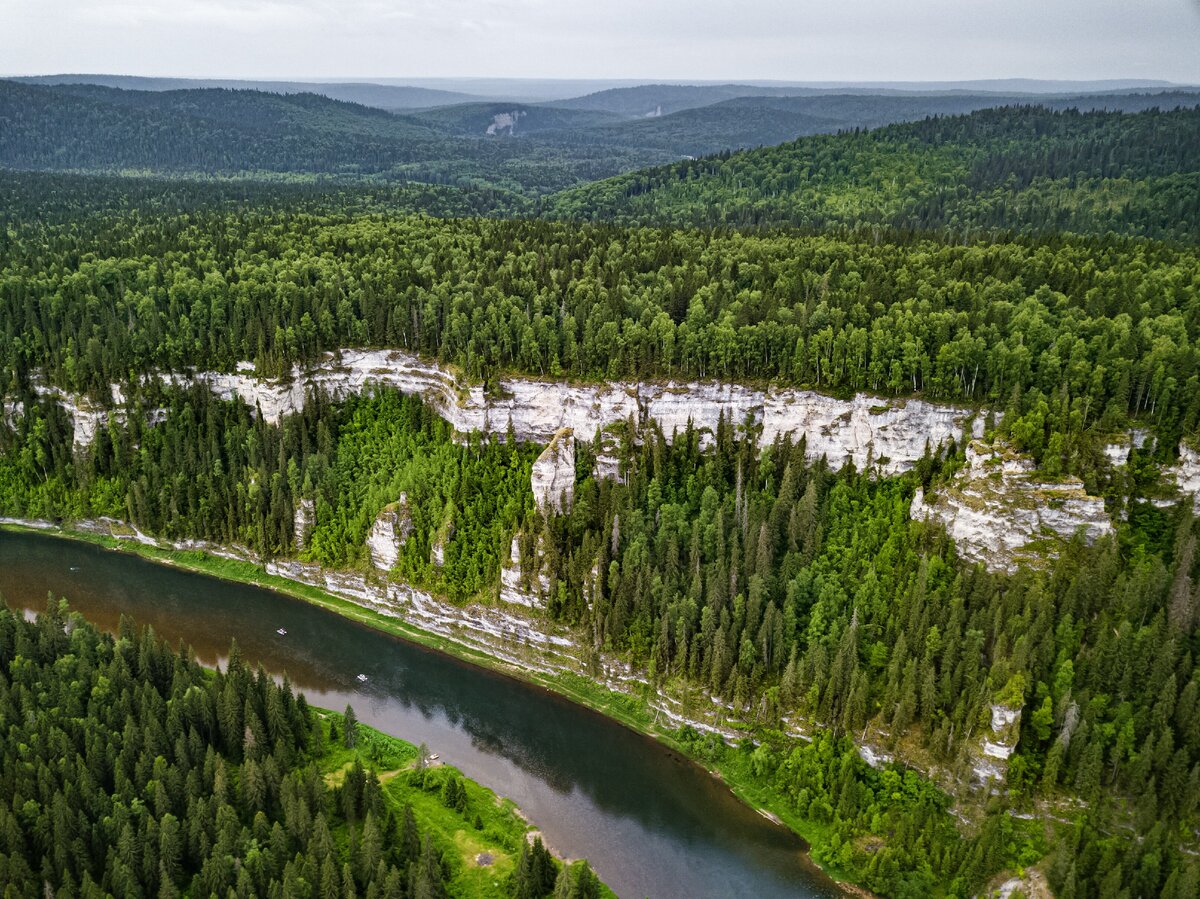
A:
[[3, 0, 1199, 81]]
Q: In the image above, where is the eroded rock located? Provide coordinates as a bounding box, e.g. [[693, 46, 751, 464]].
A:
[[43, 348, 980, 475], [912, 442, 1113, 572], [367, 495, 413, 571], [294, 499, 315, 549], [532, 428, 576, 513], [970, 703, 1023, 789]]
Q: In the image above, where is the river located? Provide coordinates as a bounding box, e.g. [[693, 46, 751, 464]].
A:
[[0, 529, 841, 899]]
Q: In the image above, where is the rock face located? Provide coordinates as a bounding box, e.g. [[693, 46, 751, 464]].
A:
[[499, 533, 551, 608], [912, 442, 1114, 572], [970, 704, 1023, 788], [1169, 444, 1200, 513], [141, 348, 978, 475], [592, 430, 624, 483], [1102, 428, 1151, 467], [366, 496, 413, 571], [532, 428, 576, 513], [293, 498, 315, 549], [431, 508, 454, 569]]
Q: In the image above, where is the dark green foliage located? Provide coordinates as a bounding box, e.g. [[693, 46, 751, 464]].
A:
[[0, 388, 535, 600], [551, 861, 601, 899], [0, 600, 444, 898], [0, 80, 675, 195], [2, 193, 1198, 471], [542, 422, 1200, 896], [512, 837, 557, 899], [548, 105, 1200, 241]]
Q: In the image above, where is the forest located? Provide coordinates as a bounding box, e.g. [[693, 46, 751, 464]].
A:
[[2, 93, 1200, 898], [548, 106, 1200, 241], [4, 80, 1199, 205], [2, 383, 1199, 897], [2, 181, 1198, 477], [0, 600, 604, 898]]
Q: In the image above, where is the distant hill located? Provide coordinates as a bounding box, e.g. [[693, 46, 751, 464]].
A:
[[545, 90, 1200, 160], [0, 80, 675, 194], [549, 80, 1198, 119], [6, 79, 1199, 209], [0, 80, 450, 173], [546, 104, 1200, 241], [12, 74, 484, 110], [551, 83, 820, 118]]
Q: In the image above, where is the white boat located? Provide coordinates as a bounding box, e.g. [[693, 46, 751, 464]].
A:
[[356, 673, 368, 682], [276, 628, 287, 636], [429, 753, 439, 761]]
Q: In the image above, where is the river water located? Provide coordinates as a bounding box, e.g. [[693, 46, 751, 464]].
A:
[[0, 529, 841, 899]]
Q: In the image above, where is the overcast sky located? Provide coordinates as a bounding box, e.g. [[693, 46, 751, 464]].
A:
[[4, 0, 1200, 83]]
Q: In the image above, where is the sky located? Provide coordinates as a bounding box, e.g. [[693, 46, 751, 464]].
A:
[[4, 0, 1200, 84]]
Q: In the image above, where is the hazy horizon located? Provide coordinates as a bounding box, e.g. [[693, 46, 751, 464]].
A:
[[6, 1, 1200, 85]]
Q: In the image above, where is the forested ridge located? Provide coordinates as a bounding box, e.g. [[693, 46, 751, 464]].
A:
[[0, 80, 676, 195], [3, 186, 1199, 477], [0, 601, 604, 898], [547, 105, 1200, 241], [6, 81, 1200, 211]]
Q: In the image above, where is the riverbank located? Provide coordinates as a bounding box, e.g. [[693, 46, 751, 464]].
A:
[[0, 518, 874, 897], [312, 710, 617, 898]]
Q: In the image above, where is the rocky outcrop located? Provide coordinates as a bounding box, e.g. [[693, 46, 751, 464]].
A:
[[367, 496, 413, 571], [31, 383, 132, 449], [431, 507, 454, 569], [912, 442, 1114, 572], [592, 430, 624, 483], [1102, 428, 1151, 467], [1168, 444, 1200, 513], [970, 704, 1023, 789], [532, 428, 576, 513], [294, 499, 315, 549], [499, 534, 550, 608], [19, 349, 978, 475]]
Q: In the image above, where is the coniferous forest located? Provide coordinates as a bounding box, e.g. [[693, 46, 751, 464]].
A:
[[0, 601, 603, 899], [2, 83, 1200, 899]]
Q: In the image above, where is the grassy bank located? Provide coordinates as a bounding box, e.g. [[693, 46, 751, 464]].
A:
[[1, 521, 875, 896], [315, 711, 614, 898]]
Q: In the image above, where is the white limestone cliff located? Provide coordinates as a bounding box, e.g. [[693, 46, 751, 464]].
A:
[[35, 348, 978, 475], [532, 428, 576, 513], [1168, 444, 1200, 513], [970, 704, 1023, 788], [294, 498, 315, 549], [1102, 428, 1151, 467], [911, 442, 1114, 572], [17, 346, 1200, 518], [367, 495, 413, 571], [499, 533, 551, 608], [431, 508, 454, 569], [592, 430, 624, 482]]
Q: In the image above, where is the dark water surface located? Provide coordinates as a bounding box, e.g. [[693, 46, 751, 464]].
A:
[[0, 529, 841, 899]]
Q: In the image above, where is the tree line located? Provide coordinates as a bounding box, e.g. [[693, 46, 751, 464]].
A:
[[3, 198, 1199, 476]]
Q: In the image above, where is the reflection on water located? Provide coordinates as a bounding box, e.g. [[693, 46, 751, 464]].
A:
[[0, 530, 842, 899]]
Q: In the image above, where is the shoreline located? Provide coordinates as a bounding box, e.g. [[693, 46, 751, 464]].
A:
[[0, 519, 868, 898]]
